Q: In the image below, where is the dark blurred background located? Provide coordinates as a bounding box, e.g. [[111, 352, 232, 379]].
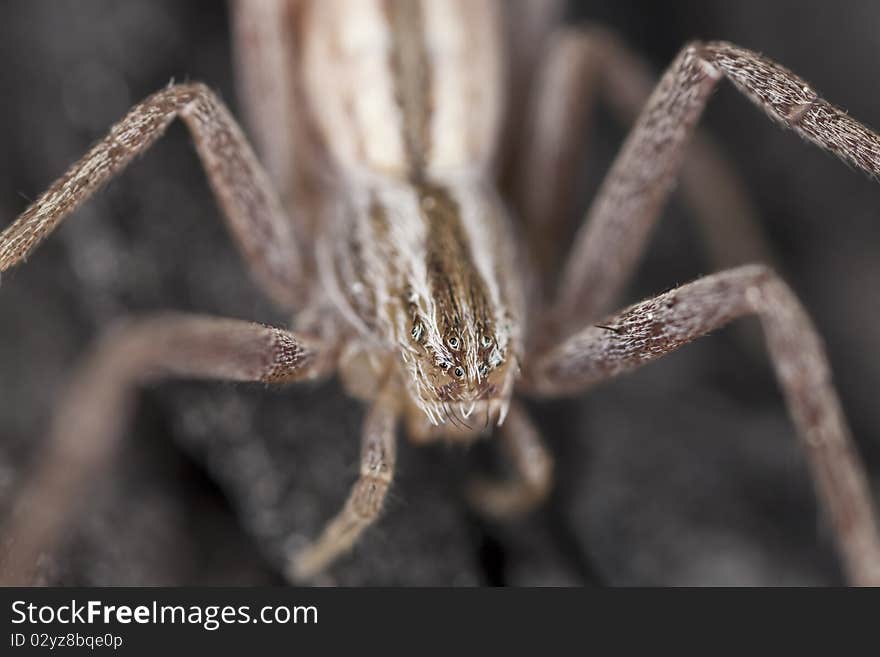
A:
[[0, 1, 878, 585]]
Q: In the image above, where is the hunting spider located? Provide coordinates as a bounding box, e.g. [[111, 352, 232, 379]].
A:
[[1, 0, 880, 585]]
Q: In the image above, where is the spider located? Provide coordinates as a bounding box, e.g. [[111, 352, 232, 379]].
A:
[[1, 0, 880, 586]]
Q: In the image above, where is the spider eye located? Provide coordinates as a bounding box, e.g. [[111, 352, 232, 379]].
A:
[[411, 322, 424, 342], [453, 366, 465, 379], [480, 335, 493, 348], [439, 361, 451, 371], [447, 335, 460, 350]]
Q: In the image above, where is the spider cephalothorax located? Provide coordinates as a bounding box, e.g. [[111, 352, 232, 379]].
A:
[[321, 176, 522, 433], [391, 183, 522, 430]]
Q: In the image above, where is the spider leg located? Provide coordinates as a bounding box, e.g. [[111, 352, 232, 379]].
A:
[[288, 378, 400, 582], [550, 40, 880, 337], [230, 0, 298, 198], [230, 0, 328, 242], [466, 401, 554, 518], [496, 0, 564, 188], [0, 314, 328, 585], [526, 264, 880, 586], [0, 83, 307, 310], [515, 28, 774, 295]]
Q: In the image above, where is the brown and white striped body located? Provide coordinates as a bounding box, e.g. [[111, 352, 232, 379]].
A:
[[277, 0, 523, 440]]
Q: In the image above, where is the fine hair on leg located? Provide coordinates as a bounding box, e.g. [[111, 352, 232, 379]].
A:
[[0, 314, 324, 585], [515, 27, 773, 295], [288, 377, 401, 582], [529, 264, 880, 586], [467, 400, 554, 518], [0, 83, 306, 309], [552, 41, 880, 339]]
